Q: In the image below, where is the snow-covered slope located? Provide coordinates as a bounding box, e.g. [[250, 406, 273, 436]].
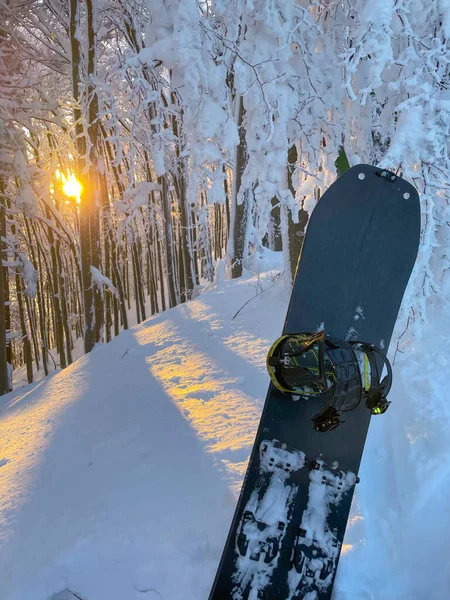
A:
[[0, 258, 449, 600]]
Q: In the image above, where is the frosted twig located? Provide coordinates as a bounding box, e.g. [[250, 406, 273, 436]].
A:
[[232, 271, 284, 320]]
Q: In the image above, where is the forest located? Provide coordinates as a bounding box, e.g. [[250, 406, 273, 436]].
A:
[[1, 0, 449, 394]]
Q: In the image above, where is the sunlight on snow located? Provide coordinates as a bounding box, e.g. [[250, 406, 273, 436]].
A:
[[341, 544, 354, 554], [180, 302, 272, 371], [0, 376, 86, 543], [180, 301, 225, 331], [223, 331, 271, 372], [133, 320, 261, 485]]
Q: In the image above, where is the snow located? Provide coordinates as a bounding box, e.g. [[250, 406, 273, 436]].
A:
[[233, 441, 306, 599], [0, 255, 449, 600], [90, 266, 119, 298]]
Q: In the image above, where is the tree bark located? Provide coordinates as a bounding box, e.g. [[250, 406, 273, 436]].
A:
[[230, 96, 249, 278], [86, 0, 104, 344], [0, 177, 9, 394], [16, 273, 33, 384], [161, 177, 177, 308], [287, 144, 308, 281]]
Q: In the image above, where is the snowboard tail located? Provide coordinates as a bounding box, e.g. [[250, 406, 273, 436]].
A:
[[209, 165, 420, 600]]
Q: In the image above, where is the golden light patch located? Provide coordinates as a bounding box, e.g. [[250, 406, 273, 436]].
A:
[[223, 331, 272, 371], [132, 311, 263, 494], [0, 376, 86, 543], [145, 341, 261, 454], [60, 171, 82, 203]]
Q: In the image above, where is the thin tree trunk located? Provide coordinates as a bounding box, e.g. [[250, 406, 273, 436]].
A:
[[171, 106, 194, 301], [191, 208, 200, 285], [136, 240, 146, 321], [60, 256, 73, 365], [156, 233, 166, 312], [25, 218, 47, 374], [2, 186, 12, 368], [286, 144, 308, 281], [87, 0, 104, 345], [230, 96, 249, 278], [0, 176, 9, 394], [112, 267, 120, 337], [224, 166, 231, 244], [32, 224, 48, 376], [161, 177, 177, 308], [70, 0, 92, 353], [146, 226, 158, 315], [110, 231, 128, 330], [124, 243, 131, 310], [131, 243, 141, 324], [44, 205, 66, 368], [102, 180, 112, 343], [16, 273, 33, 384], [24, 293, 39, 372]]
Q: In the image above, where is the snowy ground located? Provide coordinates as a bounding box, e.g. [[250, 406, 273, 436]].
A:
[[1, 253, 449, 600]]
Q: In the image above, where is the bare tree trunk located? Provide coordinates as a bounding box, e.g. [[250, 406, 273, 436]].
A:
[[101, 176, 112, 343], [224, 166, 231, 244], [131, 243, 141, 324], [44, 205, 66, 368], [100, 131, 129, 333], [70, 0, 104, 353], [171, 104, 194, 302], [2, 189, 12, 369], [112, 268, 120, 337], [22, 218, 40, 371], [214, 203, 221, 261], [124, 244, 130, 311], [60, 256, 73, 365], [70, 0, 91, 353], [161, 177, 177, 308], [16, 273, 33, 383], [136, 239, 146, 321], [146, 224, 158, 315], [86, 0, 104, 344], [0, 177, 9, 394], [24, 292, 39, 372], [110, 232, 128, 331], [32, 224, 48, 376], [191, 208, 200, 285], [156, 233, 166, 312], [45, 279, 54, 353], [52, 197, 72, 365], [287, 144, 308, 281], [230, 96, 249, 278]]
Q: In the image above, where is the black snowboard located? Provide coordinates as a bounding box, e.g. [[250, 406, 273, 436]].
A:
[[208, 165, 420, 600]]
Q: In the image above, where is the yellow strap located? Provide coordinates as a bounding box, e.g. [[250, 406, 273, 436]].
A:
[[364, 353, 370, 391]]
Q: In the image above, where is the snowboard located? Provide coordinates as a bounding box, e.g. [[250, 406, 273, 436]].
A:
[[208, 164, 420, 600]]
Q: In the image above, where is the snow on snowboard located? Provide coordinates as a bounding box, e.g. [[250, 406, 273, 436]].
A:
[[208, 165, 420, 600]]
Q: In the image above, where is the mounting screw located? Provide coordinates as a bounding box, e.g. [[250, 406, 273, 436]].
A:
[[358, 173, 365, 180], [403, 192, 410, 199]]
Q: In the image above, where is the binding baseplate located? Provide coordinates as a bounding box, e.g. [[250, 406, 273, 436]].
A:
[[267, 329, 392, 432]]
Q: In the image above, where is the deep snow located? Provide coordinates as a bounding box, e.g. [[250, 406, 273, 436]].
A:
[[0, 255, 449, 600]]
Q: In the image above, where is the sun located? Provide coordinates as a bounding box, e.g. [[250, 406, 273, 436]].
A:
[[59, 171, 82, 203]]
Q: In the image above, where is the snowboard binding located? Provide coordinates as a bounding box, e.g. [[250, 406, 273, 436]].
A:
[[266, 330, 392, 432]]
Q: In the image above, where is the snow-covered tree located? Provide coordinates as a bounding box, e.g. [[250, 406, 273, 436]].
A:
[[1, 0, 448, 391]]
